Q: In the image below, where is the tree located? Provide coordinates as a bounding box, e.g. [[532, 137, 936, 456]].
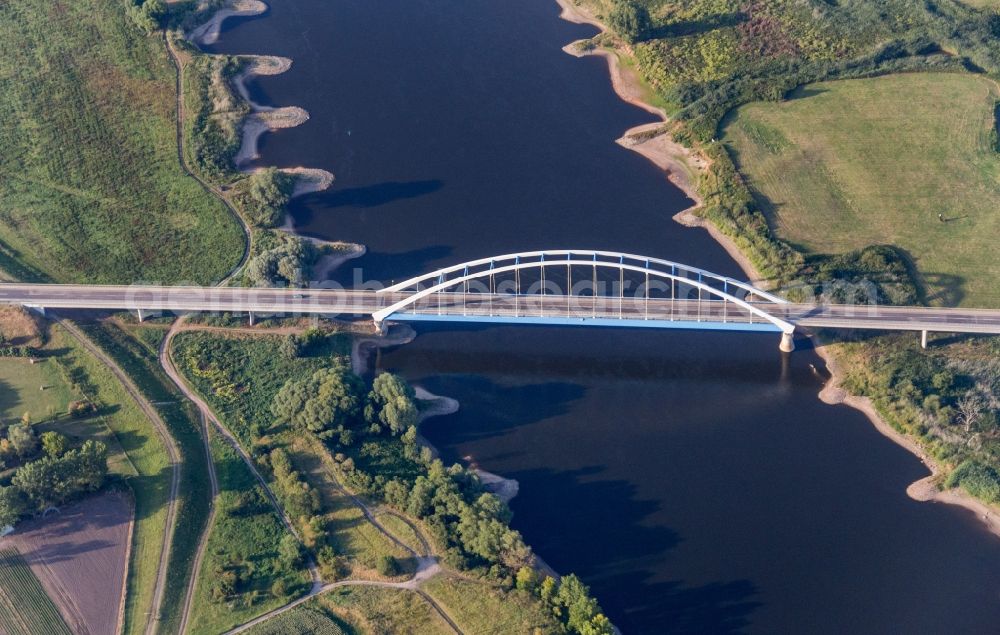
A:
[[366, 373, 419, 435], [279, 334, 301, 360], [271, 364, 364, 432], [0, 486, 24, 527], [7, 422, 38, 458], [608, 0, 652, 43], [516, 566, 540, 593], [41, 431, 68, 458]]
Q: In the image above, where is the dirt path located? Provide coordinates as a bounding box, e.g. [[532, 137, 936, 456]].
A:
[[160, 319, 323, 586], [51, 316, 182, 635], [220, 559, 462, 635]]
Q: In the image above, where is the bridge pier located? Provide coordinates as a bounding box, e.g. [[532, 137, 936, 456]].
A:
[[248, 311, 255, 327], [779, 331, 795, 353], [921, 329, 928, 349], [136, 308, 144, 323]]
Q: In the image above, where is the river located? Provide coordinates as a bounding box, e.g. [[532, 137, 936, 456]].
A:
[[205, 1, 1000, 632]]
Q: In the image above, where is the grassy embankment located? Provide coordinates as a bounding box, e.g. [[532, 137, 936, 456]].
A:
[[44, 323, 171, 635], [76, 318, 213, 634], [0, 549, 73, 635], [0, 0, 243, 284], [580, 0, 1000, 499]]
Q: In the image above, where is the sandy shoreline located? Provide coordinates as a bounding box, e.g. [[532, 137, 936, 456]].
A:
[[553, 0, 1000, 539], [188, 3, 335, 196], [814, 342, 1000, 538], [555, 0, 766, 290]]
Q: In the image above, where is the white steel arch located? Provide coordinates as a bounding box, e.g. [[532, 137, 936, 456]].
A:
[[373, 254, 794, 334], [380, 249, 788, 305]]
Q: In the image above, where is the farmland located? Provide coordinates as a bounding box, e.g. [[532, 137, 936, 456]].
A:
[[0, 549, 72, 635], [0, 0, 243, 284], [0, 493, 131, 635]]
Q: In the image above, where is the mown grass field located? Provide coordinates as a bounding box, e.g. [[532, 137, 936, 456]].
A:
[[50, 324, 170, 635], [188, 432, 309, 635], [421, 574, 562, 634], [0, 359, 75, 423], [0, 549, 72, 635], [0, 0, 243, 284], [722, 73, 1000, 308], [318, 586, 453, 635]]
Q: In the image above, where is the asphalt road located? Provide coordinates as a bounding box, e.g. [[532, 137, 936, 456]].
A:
[[2, 284, 999, 334]]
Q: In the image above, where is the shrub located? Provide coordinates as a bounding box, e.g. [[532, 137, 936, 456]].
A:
[[376, 554, 401, 577]]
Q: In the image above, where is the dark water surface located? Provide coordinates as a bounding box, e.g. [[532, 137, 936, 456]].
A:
[[207, 1, 1000, 632]]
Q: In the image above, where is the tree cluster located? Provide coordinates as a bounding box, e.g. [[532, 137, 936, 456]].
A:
[[364, 372, 419, 437], [233, 168, 294, 229], [270, 361, 364, 433], [0, 440, 108, 526], [126, 0, 165, 34], [245, 233, 316, 287], [517, 569, 614, 635], [608, 0, 652, 44]]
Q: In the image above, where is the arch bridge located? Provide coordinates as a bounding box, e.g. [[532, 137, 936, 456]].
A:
[[3, 249, 999, 352]]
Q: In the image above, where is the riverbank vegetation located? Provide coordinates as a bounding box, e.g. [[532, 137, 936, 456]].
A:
[[837, 334, 1000, 499], [572, 0, 1000, 508], [172, 329, 613, 634], [187, 432, 310, 635], [0, 0, 243, 284]]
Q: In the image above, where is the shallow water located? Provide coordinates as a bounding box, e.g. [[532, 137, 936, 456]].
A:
[[206, 1, 1000, 632]]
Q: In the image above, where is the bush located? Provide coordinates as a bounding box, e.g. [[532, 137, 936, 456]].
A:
[[233, 169, 295, 229], [946, 460, 1000, 504], [608, 0, 652, 44], [376, 554, 401, 577]]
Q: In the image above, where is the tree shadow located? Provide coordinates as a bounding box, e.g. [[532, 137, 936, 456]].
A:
[[645, 13, 744, 40], [603, 570, 761, 634], [320, 180, 444, 210]]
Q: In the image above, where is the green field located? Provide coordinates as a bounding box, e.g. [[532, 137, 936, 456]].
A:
[[421, 574, 562, 634], [722, 73, 1000, 308], [0, 358, 75, 423], [318, 586, 453, 635], [0, 0, 243, 284], [246, 603, 351, 635], [0, 549, 72, 635], [188, 432, 309, 635]]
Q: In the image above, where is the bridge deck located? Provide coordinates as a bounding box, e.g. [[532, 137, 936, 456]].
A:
[[1, 285, 998, 335]]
